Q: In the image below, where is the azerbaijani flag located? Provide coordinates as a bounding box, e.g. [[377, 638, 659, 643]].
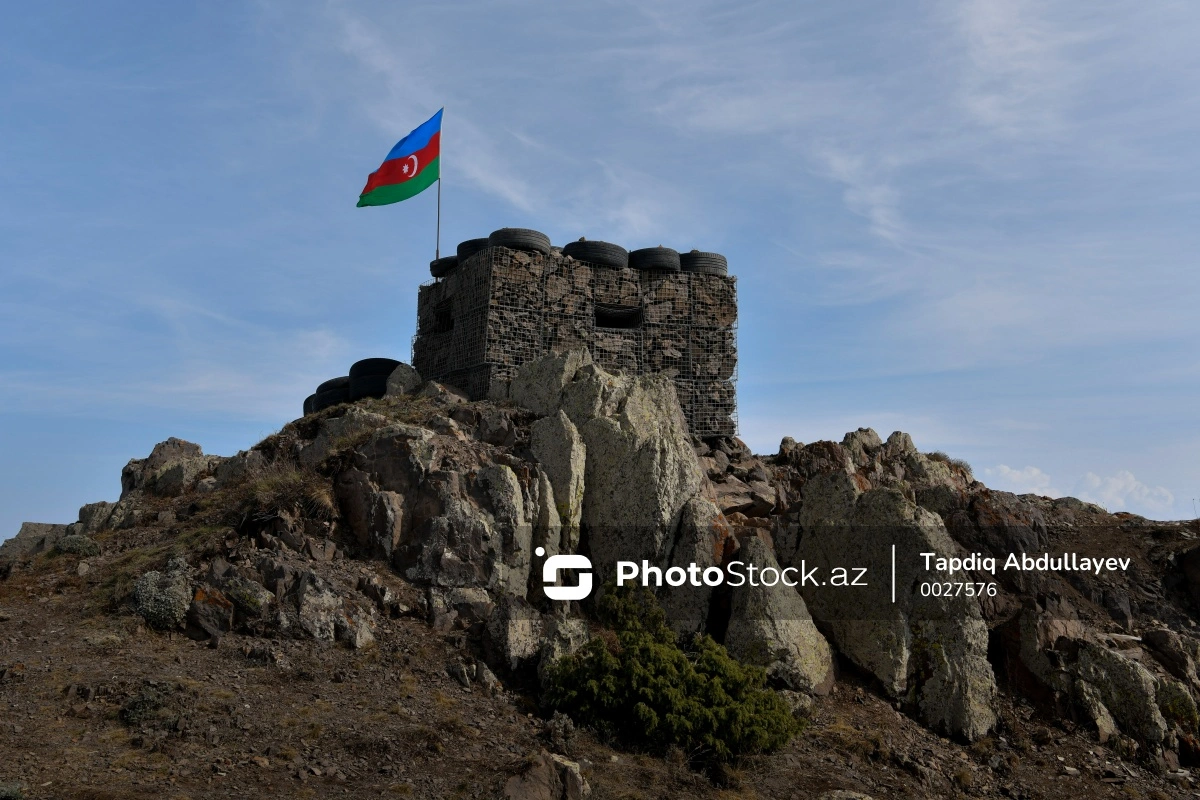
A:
[[357, 109, 442, 207]]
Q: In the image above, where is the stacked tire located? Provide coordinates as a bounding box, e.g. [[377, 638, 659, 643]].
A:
[[311, 376, 350, 413], [680, 250, 728, 276], [430, 256, 458, 278], [629, 246, 681, 272], [488, 227, 552, 255], [349, 358, 401, 401], [562, 238, 628, 269], [456, 238, 490, 263]]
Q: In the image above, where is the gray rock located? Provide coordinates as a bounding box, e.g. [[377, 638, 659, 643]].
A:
[[120, 437, 217, 498], [485, 596, 545, 674], [299, 406, 390, 469], [1074, 679, 1118, 743], [658, 496, 724, 638], [78, 502, 115, 534], [1074, 641, 1167, 745], [531, 410, 586, 552], [817, 792, 876, 800], [510, 348, 593, 416], [289, 570, 342, 641], [55, 534, 100, 557], [0, 522, 70, 562], [335, 610, 376, 650], [503, 751, 591, 800], [796, 486, 997, 741], [416, 381, 468, 404], [132, 557, 193, 630], [842, 427, 883, 468], [724, 537, 835, 694], [572, 366, 703, 579], [213, 449, 266, 489], [384, 362, 423, 396]]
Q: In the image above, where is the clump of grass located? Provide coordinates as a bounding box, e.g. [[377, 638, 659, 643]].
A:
[[236, 463, 335, 522], [926, 451, 973, 477]]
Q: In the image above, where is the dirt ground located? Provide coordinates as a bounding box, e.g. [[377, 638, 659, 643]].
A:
[[2, 549, 1197, 800]]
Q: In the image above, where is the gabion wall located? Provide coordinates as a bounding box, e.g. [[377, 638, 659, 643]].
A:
[[412, 246, 737, 436]]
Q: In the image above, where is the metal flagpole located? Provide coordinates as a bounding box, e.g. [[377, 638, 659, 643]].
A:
[[435, 107, 443, 259]]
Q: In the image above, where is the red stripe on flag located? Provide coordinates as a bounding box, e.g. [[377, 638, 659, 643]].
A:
[[360, 132, 440, 195]]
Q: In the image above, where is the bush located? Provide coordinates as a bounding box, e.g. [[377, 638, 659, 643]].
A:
[[544, 587, 800, 764]]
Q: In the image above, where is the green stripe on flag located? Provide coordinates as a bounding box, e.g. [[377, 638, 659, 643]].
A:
[[356, 157, 440, 207]]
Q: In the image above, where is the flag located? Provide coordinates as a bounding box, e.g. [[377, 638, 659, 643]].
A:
[[357, 109, 442, 207]]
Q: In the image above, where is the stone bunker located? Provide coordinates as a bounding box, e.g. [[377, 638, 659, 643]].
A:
[[412, 229, 738, 436]]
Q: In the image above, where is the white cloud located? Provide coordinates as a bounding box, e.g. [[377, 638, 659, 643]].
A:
[[1075, 470, 1175, 516], [984, 464, 1062, 497], [948, 0, 1093, 137]]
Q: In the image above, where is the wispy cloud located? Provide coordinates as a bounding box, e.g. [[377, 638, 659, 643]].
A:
[[984, 464, 1062, 497], [1076, 470, 1175, 516]]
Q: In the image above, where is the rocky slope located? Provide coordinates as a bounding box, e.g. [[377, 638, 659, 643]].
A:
[[2, 350, 1199, 799]]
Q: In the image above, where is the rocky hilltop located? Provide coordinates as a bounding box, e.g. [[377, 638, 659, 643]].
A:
[[2, 350, 1199, 799]]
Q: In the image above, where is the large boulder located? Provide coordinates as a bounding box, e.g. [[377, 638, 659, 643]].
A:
[[385, 362, 423, 396], [510, 349, 593, 416], [724, 537, 835, 694], [569, 365, 703, 579], [796, 485, 997, 741]]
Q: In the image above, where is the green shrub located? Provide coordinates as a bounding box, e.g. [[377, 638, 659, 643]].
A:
[[0, 783, 23, 800], [544, 587, 800, 764]]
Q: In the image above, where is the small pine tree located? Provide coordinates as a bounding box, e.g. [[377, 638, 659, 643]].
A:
[[544, 587, 799, 764]]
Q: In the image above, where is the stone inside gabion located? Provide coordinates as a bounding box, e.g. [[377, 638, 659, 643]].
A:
[[413, 245, 739, 436]]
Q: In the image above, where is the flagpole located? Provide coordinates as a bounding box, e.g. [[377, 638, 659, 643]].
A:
[[435, 107, 443, 260]]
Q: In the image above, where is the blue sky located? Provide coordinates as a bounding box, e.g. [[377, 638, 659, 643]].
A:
[[2, 0, 1198, 540]]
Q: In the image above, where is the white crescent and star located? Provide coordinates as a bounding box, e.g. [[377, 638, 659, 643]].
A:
[[402, 154, 419, 176]]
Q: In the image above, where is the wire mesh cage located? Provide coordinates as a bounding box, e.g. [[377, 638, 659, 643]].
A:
[[411, 246, 739, 436]]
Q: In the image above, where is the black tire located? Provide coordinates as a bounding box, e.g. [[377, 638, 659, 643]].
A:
[[488, 227, 552, 255], [349, 373, 389, 401], [629, 246, 680, 272], [562, 239, 629, 269], [316, 376, 350, 393], [456, 238, 489, 262], [430, 256, 458, 278], [313, 387, 350, 412], [303, 394, 316, 416], [349, 358, 402, 379], [681, 250, 728, 275]]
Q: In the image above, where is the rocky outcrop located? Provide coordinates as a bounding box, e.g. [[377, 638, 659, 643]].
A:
[[796, 484, 997, 741], [1073, 642, 1168, 746], [724, 537, 835, 694], [0, 522, 70, 563], [121, 438, 220, 499]]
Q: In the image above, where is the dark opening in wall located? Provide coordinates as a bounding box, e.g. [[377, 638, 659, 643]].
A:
[[432, 300, 454, 333], [595, 303, 642, 329]]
